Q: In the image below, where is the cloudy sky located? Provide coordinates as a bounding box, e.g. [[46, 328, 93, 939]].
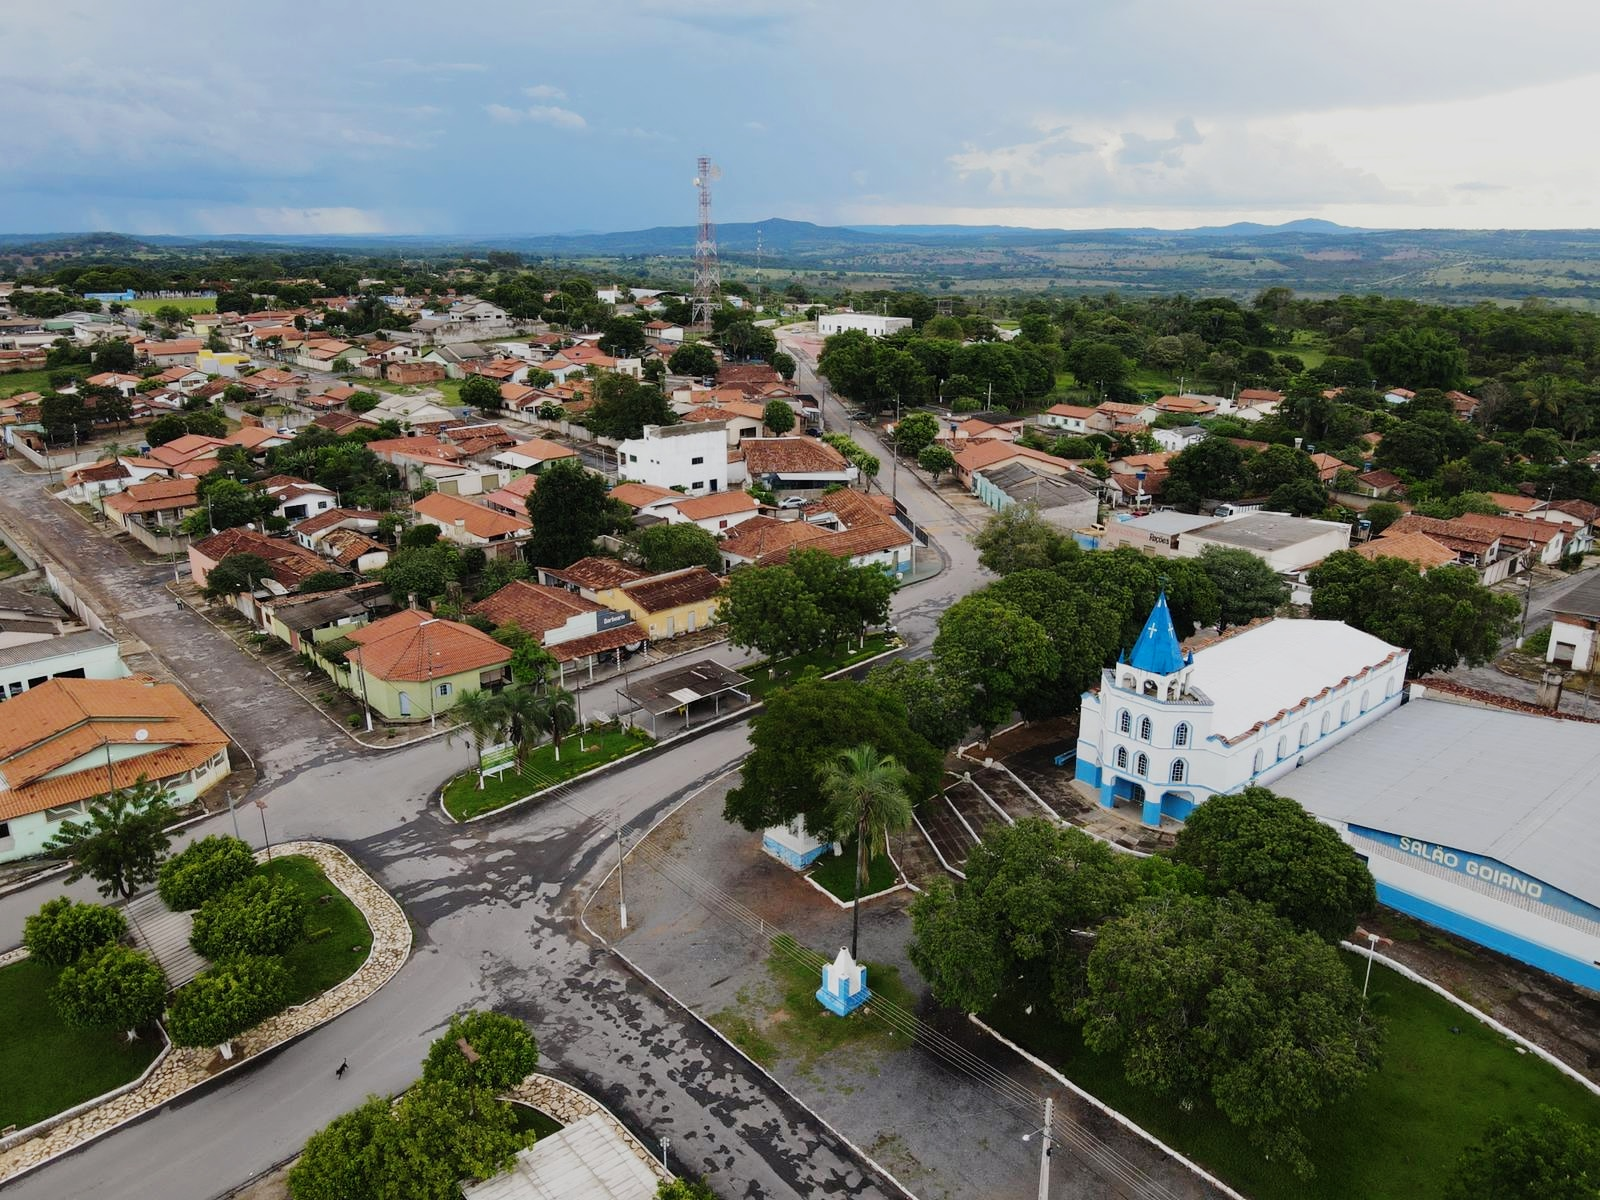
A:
[[7, 0, 1598, 236]]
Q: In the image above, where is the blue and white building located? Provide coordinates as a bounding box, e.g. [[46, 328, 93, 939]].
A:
[[1276, 691, 1600, 992], [1074, 595, 1409, 826]]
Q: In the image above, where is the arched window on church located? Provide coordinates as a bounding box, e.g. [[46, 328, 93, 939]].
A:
[[1386, 676, 1399, 697], [1320, 712, 1333, 736], [1115, 745, 1128, 770], [1252, 748, 1265, 775], [1341, 700, 1353, 724], [1276, 735, 1289, 760], [1143, 680, 1157, 696], [1135, 752, 1149, 777], [1174, 722, 1190, 748], [1299, 725, 1313, 748], [1169, 759, 1186, 783], [1139, 717, 1153, 742], [1118, 709, 1131, 734], [1360, 689, 1371, 713]]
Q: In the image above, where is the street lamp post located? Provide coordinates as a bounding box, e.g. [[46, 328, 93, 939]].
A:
[[1022, 1096, 1054, 1200], [255, 798, 273, 863]]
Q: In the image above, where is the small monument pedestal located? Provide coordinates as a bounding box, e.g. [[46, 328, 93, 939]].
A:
[[816, 947, 869, 1016]]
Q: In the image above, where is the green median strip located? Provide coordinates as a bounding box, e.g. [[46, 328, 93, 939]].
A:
[[442, 725, 655, 821]]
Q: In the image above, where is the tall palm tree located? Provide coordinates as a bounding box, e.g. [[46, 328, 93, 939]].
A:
[[497, 686, 548, 772], [817, 744, 913, 960], [447, 688, 507, 788], [537, 686, 578, 762]]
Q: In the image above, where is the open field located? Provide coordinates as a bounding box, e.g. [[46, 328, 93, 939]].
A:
[[0, 365, 88, 397], [126, 297, 215, 314], [987, 954, 1600, 1200]]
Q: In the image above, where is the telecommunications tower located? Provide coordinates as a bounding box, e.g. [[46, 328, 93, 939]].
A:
[[691, 156, 721, 328]]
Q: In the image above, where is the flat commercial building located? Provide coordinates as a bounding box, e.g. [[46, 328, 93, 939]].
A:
[[1178, 511, 1351, 572], [1276, 693, 1600, 992], [815, 313, 913, 338]]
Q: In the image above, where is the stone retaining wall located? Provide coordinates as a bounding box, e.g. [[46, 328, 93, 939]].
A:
[[0, 841, 410, 1184], [503, 1073, 671, 1183]]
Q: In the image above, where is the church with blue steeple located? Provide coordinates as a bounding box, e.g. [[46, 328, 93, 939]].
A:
[[1073, 592, 1412, 827]]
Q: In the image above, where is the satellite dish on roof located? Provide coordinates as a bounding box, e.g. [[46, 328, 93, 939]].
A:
[[134, 728, 149, 742]]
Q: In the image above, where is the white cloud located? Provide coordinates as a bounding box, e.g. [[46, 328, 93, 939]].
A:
[[189, 206, 396, 235], [485, 103, 524, 124], [380, 58, 485, 73], [527, 105, 587, 131], [524, 83, 566, 100]]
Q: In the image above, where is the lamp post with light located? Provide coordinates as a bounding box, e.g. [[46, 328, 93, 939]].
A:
[[1021, 1097, 1054, 1200]]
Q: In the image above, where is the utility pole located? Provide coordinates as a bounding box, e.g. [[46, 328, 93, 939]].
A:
[[615, 812, 628, 931], [1022, 1096, 1054, 1200]]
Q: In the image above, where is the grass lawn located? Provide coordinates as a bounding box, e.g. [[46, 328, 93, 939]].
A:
[[259, 855, 373, 1005], [442, 725, 655, 821], [0, 958, 163, 1130], [0, 545, 25, 580], [0, 365, 89, 398], [709, 935, 920, 1070], [509, 1102, 564, 1140], [808, 838, 898, 901], [743, 633, 897, 700], [986, 954, 1600, 1200], [126, 297, 215, 315]]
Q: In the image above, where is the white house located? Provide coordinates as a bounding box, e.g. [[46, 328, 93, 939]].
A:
[[1545, 573, 1600, 670], [1152, 425, 1209, 453], [816, 313, 913, 338], [1074, 595, 1408, 826], [664, 491, 762, 535], [1039, 403, 1095, 434], [617, 424, 728, 495], [0, 629, 128, 701]]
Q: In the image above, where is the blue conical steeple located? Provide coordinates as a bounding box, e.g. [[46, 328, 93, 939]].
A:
[[1128, 591, 1185, 675]]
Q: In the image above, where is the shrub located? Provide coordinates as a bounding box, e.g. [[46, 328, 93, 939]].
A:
[[51, 943, 167, 1032], [23, 897, 127, 966], [421, 1011, 540, 1091], [167, 955, 291, 1047], [190, 875, 307, 960], [158, 835, 257, 911]]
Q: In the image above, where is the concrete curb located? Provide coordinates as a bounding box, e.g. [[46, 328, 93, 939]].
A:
[[967, 1014, 1251, 1200], [799, 865, 908, 910], [0, 840, 411, 1185]]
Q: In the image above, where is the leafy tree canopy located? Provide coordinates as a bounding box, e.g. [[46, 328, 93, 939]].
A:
[[50, 943, 167, 1033], [1195, 545, 1288, 632], [635, 523, 721, 574], [1443, 1105, 1600, 1200], [23, 897, 127, 966], [526, 458, 624, 568], [158, 835, 257, 911], [46, 778, 178, 899]]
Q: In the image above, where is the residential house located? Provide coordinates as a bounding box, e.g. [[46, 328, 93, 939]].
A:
[[152, 365, 209, 392], [482, 474, 540, 518], [662, 490, 761, 536], [816, 313, 913, 338], [0, 628, 128, 702], [1533, 499, 1598, 556], [144, 433, 232, 477], [720, 489, 915, 576], [0, 677, 230, 864], [1096, 510, 1221, 557], [739, 436, 856, 493], [492, 438, 579, 473], [422, 342, 492, 378], [1152, 425, 1208, 453], [1154, 394, 1218, 418], [364, 435, 513, 497], [103, 477, 201, 552], [384, 361, 447, 385], [1308, 452, 1348, 484], [1040, 403, 1097, 434], [61, 459, 136, 507], [1352, 468, 1405, 499], [1381, 515, 1515, 584], [0, 585, 78, 649], [1455, 512, 1567, 566], [1384, 387, 1416, 406], [952, 441, 1078, 491], [468, 582, 644, 684], [258, 581, 391, 655], [643, 320, 685, 345], [1354, 531, 1463, 573], [1085, 401, 1154, 433], [608, 481, 682, 523], [973, 462, 1098, 529], [537, 557, 648, 600], [410, 491, 531, 561], [261, 476, 337, 523], [1446, 390, 1481, 420], [1486, 491, 1545, 517], [187, 527, 334, 596], [1179, 511, 1353, 573], [85, 371, 142, 398], [680, 401, 767, 447], [592, 568, 725, 641], [333, 611, 511, 722], [139, 339, 204, 367], [1544, 573, 1600, 670], [618, 424, 729, 495]]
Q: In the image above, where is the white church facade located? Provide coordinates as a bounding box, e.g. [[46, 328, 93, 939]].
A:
[[1074, 594, 1410, 826]]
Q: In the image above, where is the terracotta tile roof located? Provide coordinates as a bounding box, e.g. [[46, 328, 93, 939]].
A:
[[64, 460, 131, 486], [618, 567, 726, 613], [498, 438, 578, 463], [1237, 388, 1284, 404], [1456, 512, 1563, 547], [1046, 403, 1096, 419], [1095, 401, 1149, 417], [1384, 515, 1498, 555], [344, 610, 510, 681], [312, 412, 374, 433], [412, 491, 531, 540], [610, 481, 681, 510], [103, 476, 200, 515], [682, 399, 767, 424], [719, 516, 834, 562], [320, 528, 386, 567], [1486, 491, 1542, 514], [1550, 499, 1600, 524], [141, 339, 203, 356], [0, 677, 228, 820], [294, 507, 383, 537], [544, 557, 647, 591], [482, 475, 539, 514], [469, 581, 598, 636], [543, 622, 647, 663], [954, 441, 1069, 475], [1154, 395, 1217, 413], [191, 528, 330, 586], [668, 491, 760, 521], [228, 426, 287, 451], [1357, 468, 1404, 490], [1355, 531, 1461, 570], [86, 372, 141, 388], [365, 435, 460, 461], [740, 438, 850, 476]]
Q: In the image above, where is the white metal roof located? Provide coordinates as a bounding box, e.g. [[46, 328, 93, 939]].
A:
[[1192, 620, 1404, 739], [1113, 510, 1215, 536], [1274, 697, 1600, 906], [461, 1114, 661, 1200]]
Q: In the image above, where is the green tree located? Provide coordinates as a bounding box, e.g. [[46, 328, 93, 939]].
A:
[[1365, 327, 1468, 391], [1065, 340, 1130, 392], [1164, 438, 1247, 511], [1444, 1105, 1600, 1200], [447, 688, 508, 786], [635, 524, 722, 573], [580, 371, 674, 440], [668, 342, 717, 377], [95, 339, 137, 372], [391, 1079, 524, 1197], [788, 549, 893, 648], [909, 819, 1142, 1016], [1196, 545, 1288, 632], [203, 552, 274, 599], [724, 677, 942, 836], [190, 874, 307, 959], [402, 522, 441, 548], [531, 685, 577, 760], [50, 943, 167, 1034], [892, 411, 940, 457], [1270, 477, 1329, 516], [657, 1179, 721, 1200], [972, 503, 1079, 575], [146, 409, 228, 446], [23, 897, 127, 966], [298, 570, 349, 594], [1173, 787, 1376, 941], [866, 658, 972, 750], [1308, 552, 1518, 677], [1375, 421, 1446, 479], [526, 458, 618, 568], [1246, 444, 1317, 493], [769, 350, 796, 380], [46, 778, 178, 899], [1054, 546, 1220, 648], [379, 543, 462, 605], [347, 390, 381, 414], [598, 316, 646, 357], [1365, 501, 1403, 535], [168, 954, 292, 1047], [934, 596, 1060, 731], [183, 475, 272, 537], [917, 443, 956, 481], [761, 398, 796, 435], [1078, 893, 1381, 1178], [288, 1095, 395, 1200], [721, 564, 825, 659], [818, 744, 914, 958], [459, 373, 501, 411], [158, 835, 257, 911], [421, 1010, 540, 1091]]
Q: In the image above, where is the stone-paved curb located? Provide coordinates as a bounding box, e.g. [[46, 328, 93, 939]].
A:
[[502, 1072, 672, 1184], [0, 841, 410, 1184]]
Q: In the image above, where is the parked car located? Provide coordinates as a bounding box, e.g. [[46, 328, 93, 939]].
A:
[[804, 426, 822, 437], [778, 496, 808, 509]]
